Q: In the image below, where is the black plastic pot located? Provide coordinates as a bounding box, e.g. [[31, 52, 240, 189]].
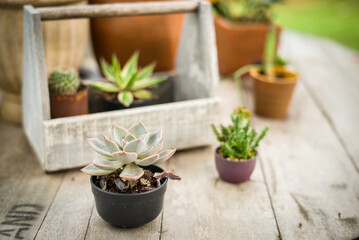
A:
[[90, 165, 168, 228]]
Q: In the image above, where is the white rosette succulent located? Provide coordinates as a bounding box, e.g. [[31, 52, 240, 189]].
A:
[[81, 121, 176, 181]]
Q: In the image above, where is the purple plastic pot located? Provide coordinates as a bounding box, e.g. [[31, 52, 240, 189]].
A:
[[215, 147, 257, 183]]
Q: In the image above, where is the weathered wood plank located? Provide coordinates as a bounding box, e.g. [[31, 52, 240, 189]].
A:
[[84, 205, 161, 240], [34, 171, 93, 240], [174, 1, 219, 101], [0, 120, 64, 240], [242, 78, 359, 239], [43, 98, 221, 171], [279, 30, 359, 171], [23, 5, 50, 167], [161, 81, 279, 240], [37, 1, 198, 20]]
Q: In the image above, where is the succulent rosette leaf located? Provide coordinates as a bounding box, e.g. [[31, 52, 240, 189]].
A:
[[88, 52, 167, 107], [81, 121, 176, 181]]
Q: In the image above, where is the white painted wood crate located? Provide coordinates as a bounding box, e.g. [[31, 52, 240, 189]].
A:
[[22, 0, 221, 171]]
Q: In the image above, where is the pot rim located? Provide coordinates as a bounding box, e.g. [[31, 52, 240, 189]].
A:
[[250, 66, 298, 85], [90, 165, 168, 197], [214, 15, 281, 30], [49, 84, 88, 97], [215, 146, 256, 163]]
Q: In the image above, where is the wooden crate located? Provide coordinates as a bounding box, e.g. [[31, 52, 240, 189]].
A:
[[22, 1, 221, 172]]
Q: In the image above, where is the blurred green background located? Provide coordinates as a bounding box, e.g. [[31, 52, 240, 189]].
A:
[[275, 0, 359, 52]]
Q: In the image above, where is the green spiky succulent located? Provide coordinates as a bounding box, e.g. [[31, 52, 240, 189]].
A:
[[211, 107, 269, 161], [81, 121, 176, 181], [48, 68, 80, 95], [89, 52, 166, 107]]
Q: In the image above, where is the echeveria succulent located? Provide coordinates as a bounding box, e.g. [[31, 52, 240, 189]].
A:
[[88, 52, 166, 107], [81, 121, 176, 181]]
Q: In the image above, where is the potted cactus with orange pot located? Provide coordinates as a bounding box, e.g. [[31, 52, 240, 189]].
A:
[[211, 107, 268, 183], [235, 24, 299, 118], [0, 0, 88, 124], [81, 121, 180, 227], [48, 68, 88, 119], [212, 0, 281, 76], [88, 52, 167, 112]]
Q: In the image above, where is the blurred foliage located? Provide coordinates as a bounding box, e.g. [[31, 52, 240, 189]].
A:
[[213, 0, 282, 23], [275, 0, 359, 52]]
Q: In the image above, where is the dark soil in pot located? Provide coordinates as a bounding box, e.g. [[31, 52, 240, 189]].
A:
[[90, 165, 168, 228], [215, 147, 256, 183], [88, 79, 174, 113]]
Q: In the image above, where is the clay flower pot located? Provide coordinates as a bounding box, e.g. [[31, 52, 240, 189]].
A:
[[90, 165, 168, 228], [215, 147, 256, 183], [214, 16, 281, 76], [250, 66, 298, 118], [50, 85, 89, 118], [90, 0, 184, 72], [0, 0, 89, 124]]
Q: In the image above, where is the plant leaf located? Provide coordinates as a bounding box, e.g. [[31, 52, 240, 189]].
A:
[[87, 138, 112, 158], [112, 151, 138, 164], [114, 179, 128, 190], [117, 91, 133, 107], [111, 55, 125, 87], [110, 124, 128, 147], [139, 130, 162, 157], [89, 81, 120, 92], [81, 163, 116, 176], [138, 63, 155, 80], [121, 52, 139, 80], [140, 137, 163, 158], [124, 138, 146, 153], [124, 71, 139, 90], [93, 158, 124, 169], [125, 132, 136, 142], [100, 59, 116, 82], [154, 149, 176, 164], [120, 163, 144, 181], [128, 121, 148, 138], [132, 77, 166, 90], [136, 154, 159, 166], [133, 90, 152, 100], [103, 134, 120, 153]]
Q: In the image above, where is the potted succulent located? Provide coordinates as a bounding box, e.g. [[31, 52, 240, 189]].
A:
[[90, 0, 184, 72], [81, 121, 180, 227], [88, 52, 167, 111], [48, 68, 88, 119], [211, 107, 268, 183], [234, 24, 299, 118], [212, 0, 282, 75]]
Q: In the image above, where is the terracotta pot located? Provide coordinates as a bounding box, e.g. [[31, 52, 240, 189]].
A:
[[0, 0, 89, 124], [90, 0, 184, 72], [215, 147, 256, 183], [250, 66, 298, 118], [50, 85, 89, 118], [214, 16, 281, 76]]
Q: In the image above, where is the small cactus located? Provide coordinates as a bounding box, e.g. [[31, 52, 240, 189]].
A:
[[48, 68, 80, 95], [212, 107, 269, 161]]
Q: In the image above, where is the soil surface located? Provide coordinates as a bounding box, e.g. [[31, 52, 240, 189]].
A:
[[94, 169, 164, 194]]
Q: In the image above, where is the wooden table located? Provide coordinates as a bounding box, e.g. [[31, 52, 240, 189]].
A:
[[1, 30, 358, 240]]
